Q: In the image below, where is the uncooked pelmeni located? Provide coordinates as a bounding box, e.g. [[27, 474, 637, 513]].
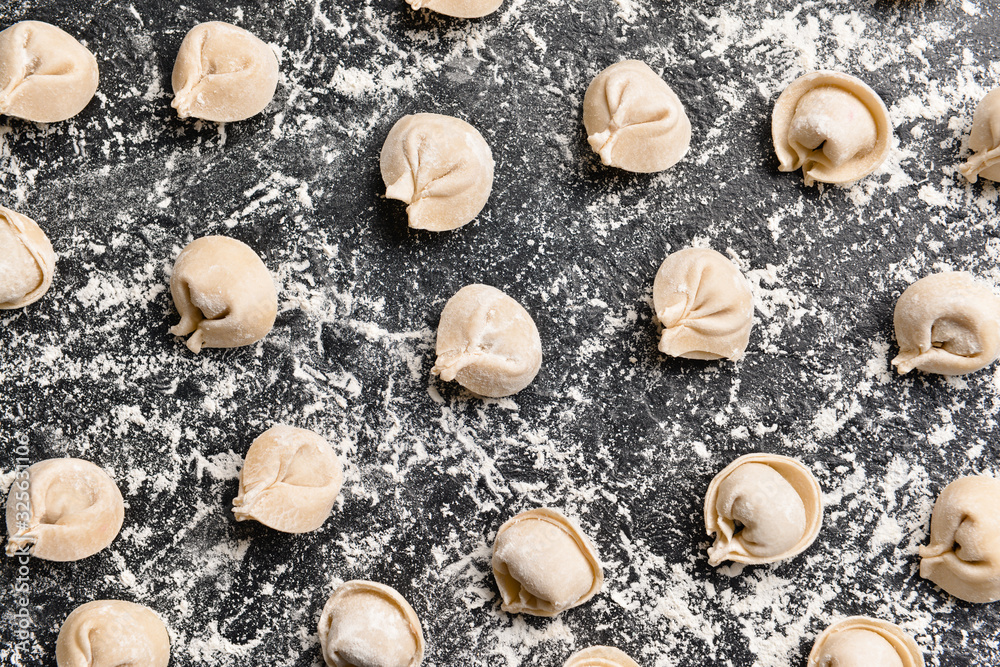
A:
[[172, 21, 279, 122], [807, 617, 924, 667], [56, 600, 170, 667], [959, 87, 1000, 183], [233, 425, 344, 533], [919, 475, 1000, 603], [564, 646, 639, 667], [583, 60, 691, 173], [405, 0, 503, 18], [168, 235, 278, 353], [318, 580, 425, 667], [652, 247, 754, 361], [380, 113, 494, 231], [891, 271, 1000, 376], [0, 205, 55, 309], [4, 458, 124, 561], [491, 507, 603, 617], [0, 21, 99, 123], [432, 284, 542, 397], [772, 70, 892, 186], [704, 453, 823, 566]]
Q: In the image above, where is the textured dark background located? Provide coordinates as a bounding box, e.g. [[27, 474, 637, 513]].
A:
[[1, 0, 999, 665]]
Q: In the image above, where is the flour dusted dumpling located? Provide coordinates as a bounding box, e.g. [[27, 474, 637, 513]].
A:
[[0, 205, 55, 309], [233, 425, 344, 533], [705, 453, 822, 566], [891, 272, 1000, 376], [172, 21, 279, 122], [583, 60, 691, 173], [380, 113, 494, 231], [652, 248, 754, 361], [492, 507, 603, 617], [772, 71, 891, 186], [807, 617, 924, 667], [564, 646, 639, 667], [919, 475, 1000, 603], [959, 87, 1000, 183], [432, 284, 542, 397], [318, 580, 425, 667], [5, 458, 124, 561], [405, 0, 503, 18], [0, 21, 99, 123], [56, 600, 170, 667], [169, 235, 278, 353]]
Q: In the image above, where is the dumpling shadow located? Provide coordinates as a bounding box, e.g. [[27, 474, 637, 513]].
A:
[[571, 101, 662, 189], [368, 168, 474, 252], [745, 91, 828, 203]]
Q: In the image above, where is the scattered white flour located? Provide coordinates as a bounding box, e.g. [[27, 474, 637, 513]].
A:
[[1, 0, 999, 666]]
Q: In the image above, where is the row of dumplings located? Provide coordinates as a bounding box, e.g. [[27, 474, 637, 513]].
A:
[[0, 20, 279, 124], [28, 598, 934, 667], [382, 62, 1000, 237], [10, 16, 1000, 195], [6, 205, 1000, 382], [8, 444, 998, 665]]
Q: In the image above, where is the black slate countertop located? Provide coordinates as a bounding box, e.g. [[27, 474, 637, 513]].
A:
[[1, 0, 999, 665]]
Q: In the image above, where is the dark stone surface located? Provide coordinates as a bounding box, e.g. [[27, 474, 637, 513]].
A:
[[1, 0, 999, 665]]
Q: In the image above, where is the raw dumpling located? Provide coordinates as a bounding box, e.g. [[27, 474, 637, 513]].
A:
[[405, 0, 504, 18], [772, 71, 892, 186], [0, 205, 55, 309], [0, 21, 99, 123], [318, 580, 425, 667], [652, 247, 754, 361], [56, 600, 170, 667], [380, 113, 494, 231], [491, 507, 603, 617], [583, 60, 691, 173], [233, 424, 344, 533], [959, 87, 1000, 183], [171, 21, 279, 122], [891, 271, 1000, 376], [431, 284, 542, 397], [704, 453, 823, 566], [919, 475, 1000, 603], [168, 235, 278, 354], [5, 458, 124, 561], [807, 617, 924, 667], [564, 646, 639, 667]]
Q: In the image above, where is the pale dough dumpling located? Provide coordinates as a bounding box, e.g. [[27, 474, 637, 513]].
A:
[[891, 271, 1000, 376], [406, 0, 503, 18], [0, 21, 99, 123], [704, 453, 823, 566], [491, 507, 603, 617], [380, 113, 494, 231], [318, 580, 425, 667], [56, 600, 170, 667], [652, 247, 754, 361], [0, 205, 55, 309], [168, 235, 278, 353], [772, 71, 892, 186], [233, 424, 344, 533], [919, 475, 1000, 603], [583, 60, 691, 173], [807, 617, 924, 667], [5, 458, 124, 561], [172, 21, 279, 122], [959, 87, 1000, 183], [432, 284, 542, 397], [564, 646, 639, 667]]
